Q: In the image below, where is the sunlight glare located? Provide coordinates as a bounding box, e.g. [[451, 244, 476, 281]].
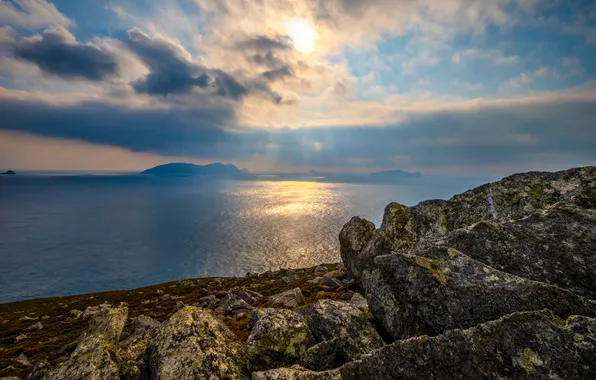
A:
[[285, 18, 318, 54]]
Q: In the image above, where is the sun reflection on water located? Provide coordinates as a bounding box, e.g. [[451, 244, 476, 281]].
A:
[[230, 181, 338, 218]]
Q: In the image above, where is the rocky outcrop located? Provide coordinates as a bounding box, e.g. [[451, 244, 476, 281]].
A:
[[247, 309, 315, 372], [146, 306, 248, 379], [341, 166, 596, 285]]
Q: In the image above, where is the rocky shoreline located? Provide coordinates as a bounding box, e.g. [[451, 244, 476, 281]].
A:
[[1, 166, 595, 379]]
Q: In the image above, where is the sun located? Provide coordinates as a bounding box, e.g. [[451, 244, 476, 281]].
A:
[[285, 18, 318, 54]]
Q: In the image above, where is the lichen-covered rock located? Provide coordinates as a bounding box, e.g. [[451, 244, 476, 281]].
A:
[[297, 300, 384, 368], [339, 216, 378, 282], [246, 308, 315, 372], [252, 365, 341, 380], [146, 306, 247, 380], [48, 333, 121, 380], [438, 202, 596, 298], [118, 315, 160, 380], [338, 310, 596, 380], [409, 166, 596, 248], [85, 306, 128, 343], [266, 288, 305, 309], [300, 339, 340, 371], [25, 306, 128, 380], [363, 249, 596, 340]]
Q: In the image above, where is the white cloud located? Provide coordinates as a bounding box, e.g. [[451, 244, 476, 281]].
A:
[[0, 0, 73, 28]]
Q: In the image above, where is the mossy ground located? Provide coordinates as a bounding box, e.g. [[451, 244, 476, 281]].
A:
[[0, 263, 354, 378]]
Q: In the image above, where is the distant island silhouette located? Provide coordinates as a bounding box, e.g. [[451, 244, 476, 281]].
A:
[[1, 170, 16, 175], [141, 163, 241, 177]]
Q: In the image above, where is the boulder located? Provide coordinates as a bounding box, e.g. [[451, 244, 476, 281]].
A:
[[266, 288, 305, 309], [252, 365, 340, 380], [146, 306, 248, 379], [85, 306, 128, 342], [246, 308, 315, 372], [362, 249, 596, 340], [339, 217, 376, 282], [297, 300, 384, 368], [300, 339, 340, 371], [338, 310, 596, 379], [438, 202, 596, 298]]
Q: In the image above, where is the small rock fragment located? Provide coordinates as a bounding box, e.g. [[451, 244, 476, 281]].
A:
[[22, 322, 43, 333]]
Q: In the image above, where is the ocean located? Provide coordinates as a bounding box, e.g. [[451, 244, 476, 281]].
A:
[[0, 174, 487, 303]]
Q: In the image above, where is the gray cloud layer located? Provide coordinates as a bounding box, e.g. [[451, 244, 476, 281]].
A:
[[1, 93, 595, 172]]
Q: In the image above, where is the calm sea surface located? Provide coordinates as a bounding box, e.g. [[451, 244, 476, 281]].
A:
[[0, 175, 486, 303]]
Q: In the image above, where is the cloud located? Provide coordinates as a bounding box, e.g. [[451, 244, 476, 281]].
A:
[[452, 49, 520, 66], [0, 0, 72, 28], [262, 66, 293, 81], [236, 35, 293, 52], [8, 26, 119, 81]]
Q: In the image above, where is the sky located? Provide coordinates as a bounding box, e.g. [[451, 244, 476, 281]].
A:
[[0, 0, 595, 175]]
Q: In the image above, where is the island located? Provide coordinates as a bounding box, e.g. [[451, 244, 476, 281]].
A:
[[141, 163, 240, 177], [1, 170, 16, 175]]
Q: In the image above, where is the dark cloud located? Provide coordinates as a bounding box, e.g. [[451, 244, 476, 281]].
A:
[[262, 66, 293, 81], [0, 95, 266, 158], [236, 35, 292, 52], [11, 26, 118, 81], [251, 52, 287, 69], [125, 29, 248, 99]]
